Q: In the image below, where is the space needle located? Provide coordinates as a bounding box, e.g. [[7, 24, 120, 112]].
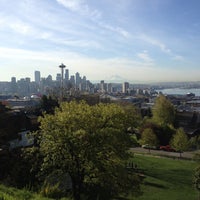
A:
[[59, 63, 66, 101]]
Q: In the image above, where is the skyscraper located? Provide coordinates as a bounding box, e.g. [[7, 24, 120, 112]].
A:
[[70, 75, 75, 86], [100, 80, 105, 92], [34, 71, 41, 83], [75, 72, 80, 89], [81, 76, 87, 91], [122, 82, 129, 93], [11, 77, 16, 83], [107, 83, 113, 93], [56, 73, 61, 82], [11, 77, 17, 94], [65, 69, 69, 81]]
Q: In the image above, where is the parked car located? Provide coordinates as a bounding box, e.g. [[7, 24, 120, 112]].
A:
[[159, 145, 176, 152]]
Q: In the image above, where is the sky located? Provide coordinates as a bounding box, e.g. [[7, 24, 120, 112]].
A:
[[0, 0, 200, 83]]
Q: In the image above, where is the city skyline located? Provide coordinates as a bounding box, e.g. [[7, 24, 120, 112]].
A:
[[0, 0, 200, 83]]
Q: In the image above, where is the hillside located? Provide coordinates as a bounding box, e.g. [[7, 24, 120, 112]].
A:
[[0, 154, 198, 200]]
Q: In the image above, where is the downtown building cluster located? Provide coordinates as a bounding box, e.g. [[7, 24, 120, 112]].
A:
[[0, 68, 94, 98], [0, 67, 134, 98], [35, 68, 95, 97]]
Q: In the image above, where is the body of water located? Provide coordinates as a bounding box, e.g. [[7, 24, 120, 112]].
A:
[[156, 88, 200, 96]]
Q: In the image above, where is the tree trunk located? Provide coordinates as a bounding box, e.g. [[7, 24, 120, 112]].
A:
[[74, 191, 81, 200], [72, 174, 84, 200], [72, 182, 81, 200]]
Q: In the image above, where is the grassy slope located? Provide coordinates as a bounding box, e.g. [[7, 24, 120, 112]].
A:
[[0, 155, 198, 200], [132, 154, 198, 200]]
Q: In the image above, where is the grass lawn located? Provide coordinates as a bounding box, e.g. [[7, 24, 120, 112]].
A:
[[131, 154, 199, 200], [0, 155, 199, 200]]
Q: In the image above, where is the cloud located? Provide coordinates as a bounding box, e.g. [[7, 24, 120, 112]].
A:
[[0, 47, 57, 61], [0, 14, 45, 38], [62, 39, 102, 48], [98, 23, 130, 38], [9, 20, 33, 35], [139, 34, 171, 54], [56, 0, 101, 18], [0, 12, 102, 50], [137, 50, 154, 63], [56, 0, 130, 39], [57, 0, 83, 11], [172, 55, 184, 61], [139, 34, 185, 62]]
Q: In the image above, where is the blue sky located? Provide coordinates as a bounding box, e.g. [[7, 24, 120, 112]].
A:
[[0, 0, 200, 83]]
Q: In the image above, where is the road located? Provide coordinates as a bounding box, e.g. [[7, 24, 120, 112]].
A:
[[130, 147, 199, 159]]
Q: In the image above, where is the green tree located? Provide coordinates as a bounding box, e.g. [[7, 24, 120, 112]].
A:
[[140, 128, 159, 153], [40, 95, 59, 114], [117, 101, 142, 130], [152, 95, 175, 126], [33, 101, 141, 200], [141, 121, 176, 146], [189, 135, 200, 150], [170, 128, 189, 157]]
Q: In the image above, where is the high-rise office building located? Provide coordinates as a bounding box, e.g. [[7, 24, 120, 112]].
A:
[[122, 82, 129, 93], [107, 83, 113, 93], [75, 72, 81, 89], [70, 75, 75, 86], [25, 77, 31, 83], [11, 77, 16, 83], [100, 80, 106, 92], [56, 73, 61, 82], [34, 71, 41, 83], [11, 77, 17, 94], [65, 69, 69, 81], [81, 76, 87, 91]]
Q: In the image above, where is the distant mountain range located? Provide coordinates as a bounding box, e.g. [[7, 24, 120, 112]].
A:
[[91, 75, 150, 84], [91, 75, 126, 83]]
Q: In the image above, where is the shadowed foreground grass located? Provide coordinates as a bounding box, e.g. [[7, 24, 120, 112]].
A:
[[0, 184, 47, 200], [0, 184, 70, 200]]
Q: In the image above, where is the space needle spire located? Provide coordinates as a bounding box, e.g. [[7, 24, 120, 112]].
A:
[[59, 63, 66, 101]]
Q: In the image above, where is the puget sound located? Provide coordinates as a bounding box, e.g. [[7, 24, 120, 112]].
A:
[[156, 88, 200, 96]]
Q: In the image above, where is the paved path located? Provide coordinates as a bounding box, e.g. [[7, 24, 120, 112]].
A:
[[130, 147, 199, 159]]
